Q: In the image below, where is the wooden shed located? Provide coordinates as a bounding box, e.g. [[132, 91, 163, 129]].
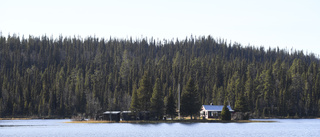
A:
[[103, 111, 121, 121], [121, 111, 136, 121]]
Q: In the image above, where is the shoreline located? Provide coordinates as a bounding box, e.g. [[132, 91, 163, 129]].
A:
[[0, 117, 67, 120], [0, 118, 33, 120], [65, 119, 277, 124], [1, 117, 319, 122]]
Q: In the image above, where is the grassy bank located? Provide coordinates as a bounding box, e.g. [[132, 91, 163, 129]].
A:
[[0, 118, 33, 120]]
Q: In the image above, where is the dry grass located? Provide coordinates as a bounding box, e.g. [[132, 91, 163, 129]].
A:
[[0, 118, 32, 120], [206, 118, 220, 120]]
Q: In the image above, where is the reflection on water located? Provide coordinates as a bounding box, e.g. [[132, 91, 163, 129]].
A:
[[0, 119, 320, 137]]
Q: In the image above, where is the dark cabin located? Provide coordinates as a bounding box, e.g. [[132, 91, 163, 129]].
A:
[[103, 111, 121, 121], [121, 111, 136, 121], [102, 111, 151, 121]]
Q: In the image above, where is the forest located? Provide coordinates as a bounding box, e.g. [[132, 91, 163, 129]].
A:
[[0, 34, 320, 118]]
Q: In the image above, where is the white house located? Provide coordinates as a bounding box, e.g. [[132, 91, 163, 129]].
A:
[[200, 104, 234, 119]]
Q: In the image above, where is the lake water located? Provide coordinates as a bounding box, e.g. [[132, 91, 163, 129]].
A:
[[1, 119, 319, 137]]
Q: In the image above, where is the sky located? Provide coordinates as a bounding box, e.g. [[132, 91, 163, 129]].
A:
[[1, 0, 320, 55]]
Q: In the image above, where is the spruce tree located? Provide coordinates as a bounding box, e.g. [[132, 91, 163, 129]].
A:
[[150, 78, 164, 119], [234, 94, 249, 112], [166, 88, 177, 120], [137, 71, 152, 111], [180, 77, 201, 120], [221, 103, 231, 120], [130, 84, 139, 112]]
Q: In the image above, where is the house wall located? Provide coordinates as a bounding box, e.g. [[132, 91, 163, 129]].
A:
[[208, 111, 220, 118], [200, 110, 207, 119], [200, 111, 221, 119], [122, 113, 136, 121], [103, 113, 120, 121]]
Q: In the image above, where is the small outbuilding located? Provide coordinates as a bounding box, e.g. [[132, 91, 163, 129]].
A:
[[200, 105, 234, 119], [121, 111, 136, 121], [103, 111, 121, 121], [102, 110, 151, 121]]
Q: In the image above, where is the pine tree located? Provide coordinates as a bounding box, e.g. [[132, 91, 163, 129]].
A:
[[227, 71, 240, 108], [234, 94, 249, 112], [245, 65, 254, 111], [137, 71, 152, 111], [221, 103, 231, 120], [150, 78, 164, 119], [166, 88, 177, 120], [120, 50, 130, 90], [180, 77, 201, 120], [212, 85, 218, 105], [130, 84, 139, 112], [263, 69, 273, 115]]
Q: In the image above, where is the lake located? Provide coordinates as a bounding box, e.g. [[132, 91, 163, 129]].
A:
[[1, 119, 319, 137]]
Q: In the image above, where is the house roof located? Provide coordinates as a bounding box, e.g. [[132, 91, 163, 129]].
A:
[[103, 111, 121, 114], [121, 111, 132, 113], [202, 105, 234, 112]]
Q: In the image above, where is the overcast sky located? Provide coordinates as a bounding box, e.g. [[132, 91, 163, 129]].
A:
[[1, 0, 320, 55]]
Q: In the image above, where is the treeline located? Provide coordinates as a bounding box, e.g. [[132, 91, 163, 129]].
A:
[[0, 34, 320, 118]]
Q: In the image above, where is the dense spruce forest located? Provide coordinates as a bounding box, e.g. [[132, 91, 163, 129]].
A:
[[0, 34, 320, 118]]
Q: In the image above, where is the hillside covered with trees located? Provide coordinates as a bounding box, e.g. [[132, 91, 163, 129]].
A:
[[0, 34, 320, 118]]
